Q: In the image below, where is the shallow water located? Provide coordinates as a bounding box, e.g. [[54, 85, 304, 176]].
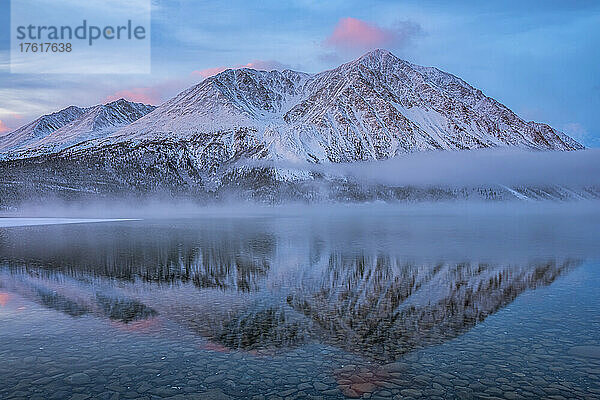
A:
[[1, 206, 599, 399]]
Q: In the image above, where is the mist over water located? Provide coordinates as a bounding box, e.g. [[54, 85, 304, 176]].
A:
[[1, 203, 599, 399], [2, 148, 600, 210]]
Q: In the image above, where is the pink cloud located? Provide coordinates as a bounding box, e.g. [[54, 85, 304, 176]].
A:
[[103, 59, 292, 108], [102, 77, 193, 106], [191, 66, 229, 79], [324, 17, 421, 53], [192, 60, 291, 79], [0, 120, 11, 134], [0, 113, 25, 135]]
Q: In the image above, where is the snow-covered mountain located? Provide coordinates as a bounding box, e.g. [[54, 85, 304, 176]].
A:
[[0, 99, 155, 158], [0, 49, 592, 204], [0, 105, 86, 152], [2, 49, 582, 163], [86, 49, 582, 163]]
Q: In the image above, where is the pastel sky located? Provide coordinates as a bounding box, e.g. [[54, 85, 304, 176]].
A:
[[1, 0, 599, 147]]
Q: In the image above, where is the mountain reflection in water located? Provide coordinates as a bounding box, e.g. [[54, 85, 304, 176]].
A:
[[0, 213, 592, 362]]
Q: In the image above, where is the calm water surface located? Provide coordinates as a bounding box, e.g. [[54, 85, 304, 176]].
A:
[[1, 206, 599, 399]]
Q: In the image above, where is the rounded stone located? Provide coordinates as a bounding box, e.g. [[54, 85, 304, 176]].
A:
[[503, 391, 518, 400], [351, 382, 376, 394], [65, 373, 91, 385], [400, 389, 422, 398]]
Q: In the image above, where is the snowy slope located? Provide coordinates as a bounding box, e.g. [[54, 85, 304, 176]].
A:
[[1, 99, 155, 159], [0, 105, 86, 152]]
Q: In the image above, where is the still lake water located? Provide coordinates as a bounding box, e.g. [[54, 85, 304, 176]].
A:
[[1, 205, 599, 400]]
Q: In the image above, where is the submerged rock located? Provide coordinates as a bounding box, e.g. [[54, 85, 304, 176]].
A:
[[65, 372, 91, 385]]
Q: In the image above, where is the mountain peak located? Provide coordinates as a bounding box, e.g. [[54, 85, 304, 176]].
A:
[[104, 98, 155, 108], [327, 49, 410, 78], [354, 48, 400, 66], [360, 48, 394, 60], [105, 98, 132, 106]]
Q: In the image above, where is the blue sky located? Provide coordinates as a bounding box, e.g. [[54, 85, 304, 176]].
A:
[[1, 0, 599, 146]]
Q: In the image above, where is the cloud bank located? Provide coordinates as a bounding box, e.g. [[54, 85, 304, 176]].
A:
[[102, 78, 197, 106], [264, 148, 600, 188], [0, 120, 10, 134]]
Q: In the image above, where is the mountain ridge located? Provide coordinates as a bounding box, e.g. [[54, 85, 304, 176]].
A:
[[0, 105, 87, 151], [0, 50, 593, 205], [0, 99, 156, 159], [93, 49, 583, 160], [1, 50, 584, 163]]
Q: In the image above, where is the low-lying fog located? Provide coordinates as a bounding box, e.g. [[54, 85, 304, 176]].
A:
[[264, 148, 600, 187], [0, 148, 599, 219]]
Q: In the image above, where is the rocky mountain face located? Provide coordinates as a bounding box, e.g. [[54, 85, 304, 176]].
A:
[[0, 50, 589, 204], [0, 99, 155, 159]]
